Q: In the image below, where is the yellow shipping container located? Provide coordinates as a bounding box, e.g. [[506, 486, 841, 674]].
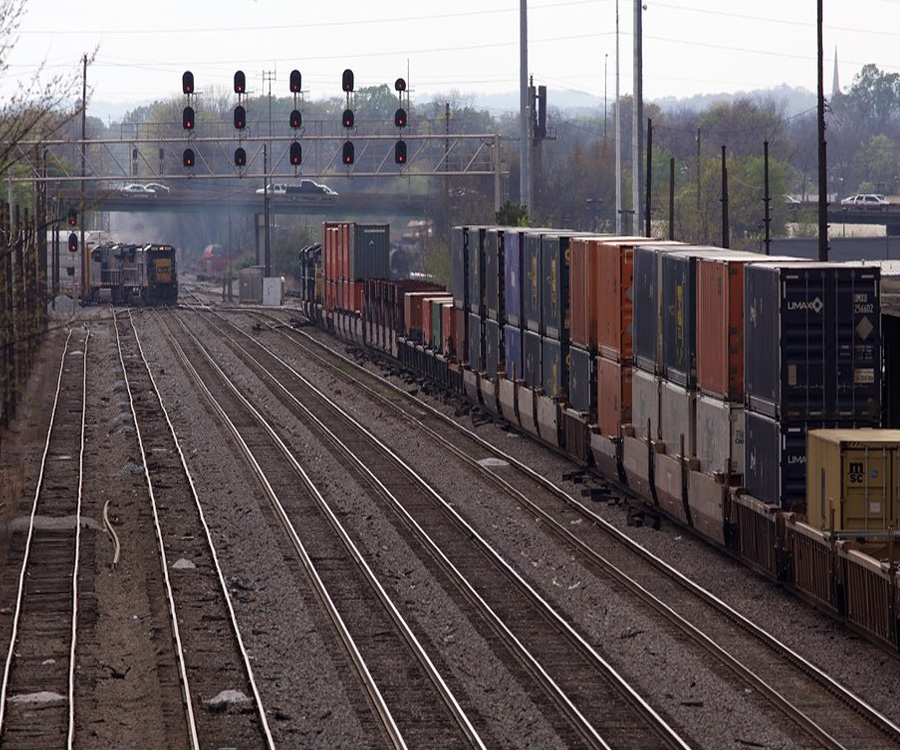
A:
[[807, 429, 900, 533]]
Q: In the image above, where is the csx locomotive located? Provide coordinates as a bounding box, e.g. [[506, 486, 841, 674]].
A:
[[88, 243, 178, 305]]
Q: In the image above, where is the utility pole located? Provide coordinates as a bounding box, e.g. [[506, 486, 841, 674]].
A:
[[79, 53, 87, 304], [262, 69, 276, 276], [604, 53, 608, 140], [816, 0, 829, 261], [633, 0, 644, 233], [615, 0, 622, 233], [519, 0, 531, 212]]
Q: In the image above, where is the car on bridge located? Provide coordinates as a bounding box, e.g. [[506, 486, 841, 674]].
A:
[[120, 183, 155, 196], [143, 182, 170, 193], [840, 193, 889, 210], [256, 184, 287, 196], [256, 181, 337, 198]]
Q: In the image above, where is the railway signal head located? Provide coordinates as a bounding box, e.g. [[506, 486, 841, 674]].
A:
[[182, 148, 195, 168], [290, 69, 302, 93], [290, 142, 302, 166], [67, 207, 77, 227], [342, 108, 354, 129], [234, 105, 246, 130], [394, 140, 407, 165], [182, 105, 195, 130], [290, 108, 302, 129], [234, 147, 246, 167], [394, 107, 407, 129], [234, 70, 246, 94], [68, 232, 78, 253], [394, 77, 406, 93], [182, 70, 194, 95], [342, 68, 354, 93], [342, 140, 354, 165]]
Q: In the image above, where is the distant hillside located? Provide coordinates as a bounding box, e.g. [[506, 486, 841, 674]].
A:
[[472, 84, 817, 119]]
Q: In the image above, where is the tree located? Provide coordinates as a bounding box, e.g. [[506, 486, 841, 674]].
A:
[[495, 201, 528, 227], [0, 0, 94, 176]]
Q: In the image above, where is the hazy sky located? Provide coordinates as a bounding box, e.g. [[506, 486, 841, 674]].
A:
[[3, 0, 898, 118]]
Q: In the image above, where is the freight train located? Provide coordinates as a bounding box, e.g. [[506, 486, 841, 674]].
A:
[[297, 220, 900, 652], [88, 242, 179, 305]]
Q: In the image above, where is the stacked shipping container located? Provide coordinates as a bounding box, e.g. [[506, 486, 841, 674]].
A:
[[323, 222, 390, 313]]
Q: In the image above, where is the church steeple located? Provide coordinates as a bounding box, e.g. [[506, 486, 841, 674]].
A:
[[832, 46, 840, 98]]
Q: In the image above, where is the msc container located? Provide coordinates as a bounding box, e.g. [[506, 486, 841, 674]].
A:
[[451, 226, 468, 310], [597, 356, 632, 438], [523, 329, 542, 389], [467, 226, 486, 315], [630, 367, 660, 441], [659, 378, 696, 457], [696, 393, 745, 476], [541, 336, 568, 400], [541, 233, 572, 340], [485, 317, 502, 379], [504, 231, 523, 327], [745, 262, 882, 423], [349, 223, 390, 280], [523, 232, 543, 333], [467, 312, 484, 371], [485, 227, 505, 321], [807, 429, 900, 532], [568, 345, 595, 414], [505, 324, 523, 381]]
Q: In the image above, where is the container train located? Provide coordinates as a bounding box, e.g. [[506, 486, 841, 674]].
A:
[[88, 242, 178, 305], [297, 220, 900, 653]]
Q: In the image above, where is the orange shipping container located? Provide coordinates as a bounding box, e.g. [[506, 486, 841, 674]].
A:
[[696, 255, 745, 400], [597, 355, 633, 438], [596, 241, 635, 361]]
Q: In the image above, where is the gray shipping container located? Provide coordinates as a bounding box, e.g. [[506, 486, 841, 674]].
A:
[[696, 393, 745, 476], [659, 378, 696, 457], [631, 367, 660, 441], [349, 223, 391, 280]]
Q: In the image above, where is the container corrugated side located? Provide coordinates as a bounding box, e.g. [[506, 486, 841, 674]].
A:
[[523, 329, 542, 389], [485, 318, 502, 379], [696, 393, 745, 476], [569, 237, 591, 350], [441, 304, 456, 357], [568, 345, 595, 414], [350, 223, 390, 280], [505, 324, 523, 381], [659, 378, 696, 457], [523, 232, 543, 333], [541, 234, 572, 341], [468, 312, 484, 371], [596, 356, 633, 438], [541, 336, 568, 400], [467, 226, 486, 315], [697, 255, 745, 400], [485, 228, 502, 321], [504, 231, 523, 327], [807, 429, 900, 532], [630, 367, 659, 441], [451, 226, 467, 309]]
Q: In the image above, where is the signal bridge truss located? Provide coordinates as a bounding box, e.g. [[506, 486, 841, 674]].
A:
[[6, 132, 506, 186]]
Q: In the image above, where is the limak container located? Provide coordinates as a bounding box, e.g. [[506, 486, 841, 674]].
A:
[[744, 262, 881, 423], [806, 429, 900, 532]]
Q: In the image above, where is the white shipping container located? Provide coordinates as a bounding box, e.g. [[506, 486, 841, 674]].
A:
[[631, 368, 660, 441], [263, 276, 285, 306], [696, 393, 745, 476], [659, 378, 696, 457]]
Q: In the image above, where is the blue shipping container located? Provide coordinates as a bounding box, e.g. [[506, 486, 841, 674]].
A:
[[505, 324, 523, 381], [524, 329, 542, 389], [504, 231, 523, 327], [523, 233, 543, 333], [467, 226, 486, 315]]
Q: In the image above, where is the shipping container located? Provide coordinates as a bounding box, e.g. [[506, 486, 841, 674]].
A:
[[485, 228, 505, 321], [451, 226, 467, 310], [504, 231, 523, 327], [632, 244, 686, 374], [745, 411, 877, 510], [468, 312, 484, 371], [541, 336, 568, 400], [597, 356, 633, 438], [806, 429, 900, 532], [542, 233, 572, 340], [745, 262, 882, 423], [468, 226, 486, 315], [456, 307, 469, 366], [349, 223, 391, 280], [523, 329, 542, 389], [597, 239, 636, 362], [568, 345, 595, 414], [504, 325, 523, 382], [630, 367, 659, 441], [568, 237, 593, 350], [659, 378, 696, 457], [441, 303, 456, 357], [485, 317, 502, 379], [523, 232, 543, 332], [404, 292, 446, 343], [696, 393, 745, 476]]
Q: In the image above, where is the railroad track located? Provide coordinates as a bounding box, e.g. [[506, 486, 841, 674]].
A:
[[183, 305, 691, 749], [114, 309, 275, 749], [244, 307, 900, 750], [150, 309, 486, 749], [0, 327, 88, 748]]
